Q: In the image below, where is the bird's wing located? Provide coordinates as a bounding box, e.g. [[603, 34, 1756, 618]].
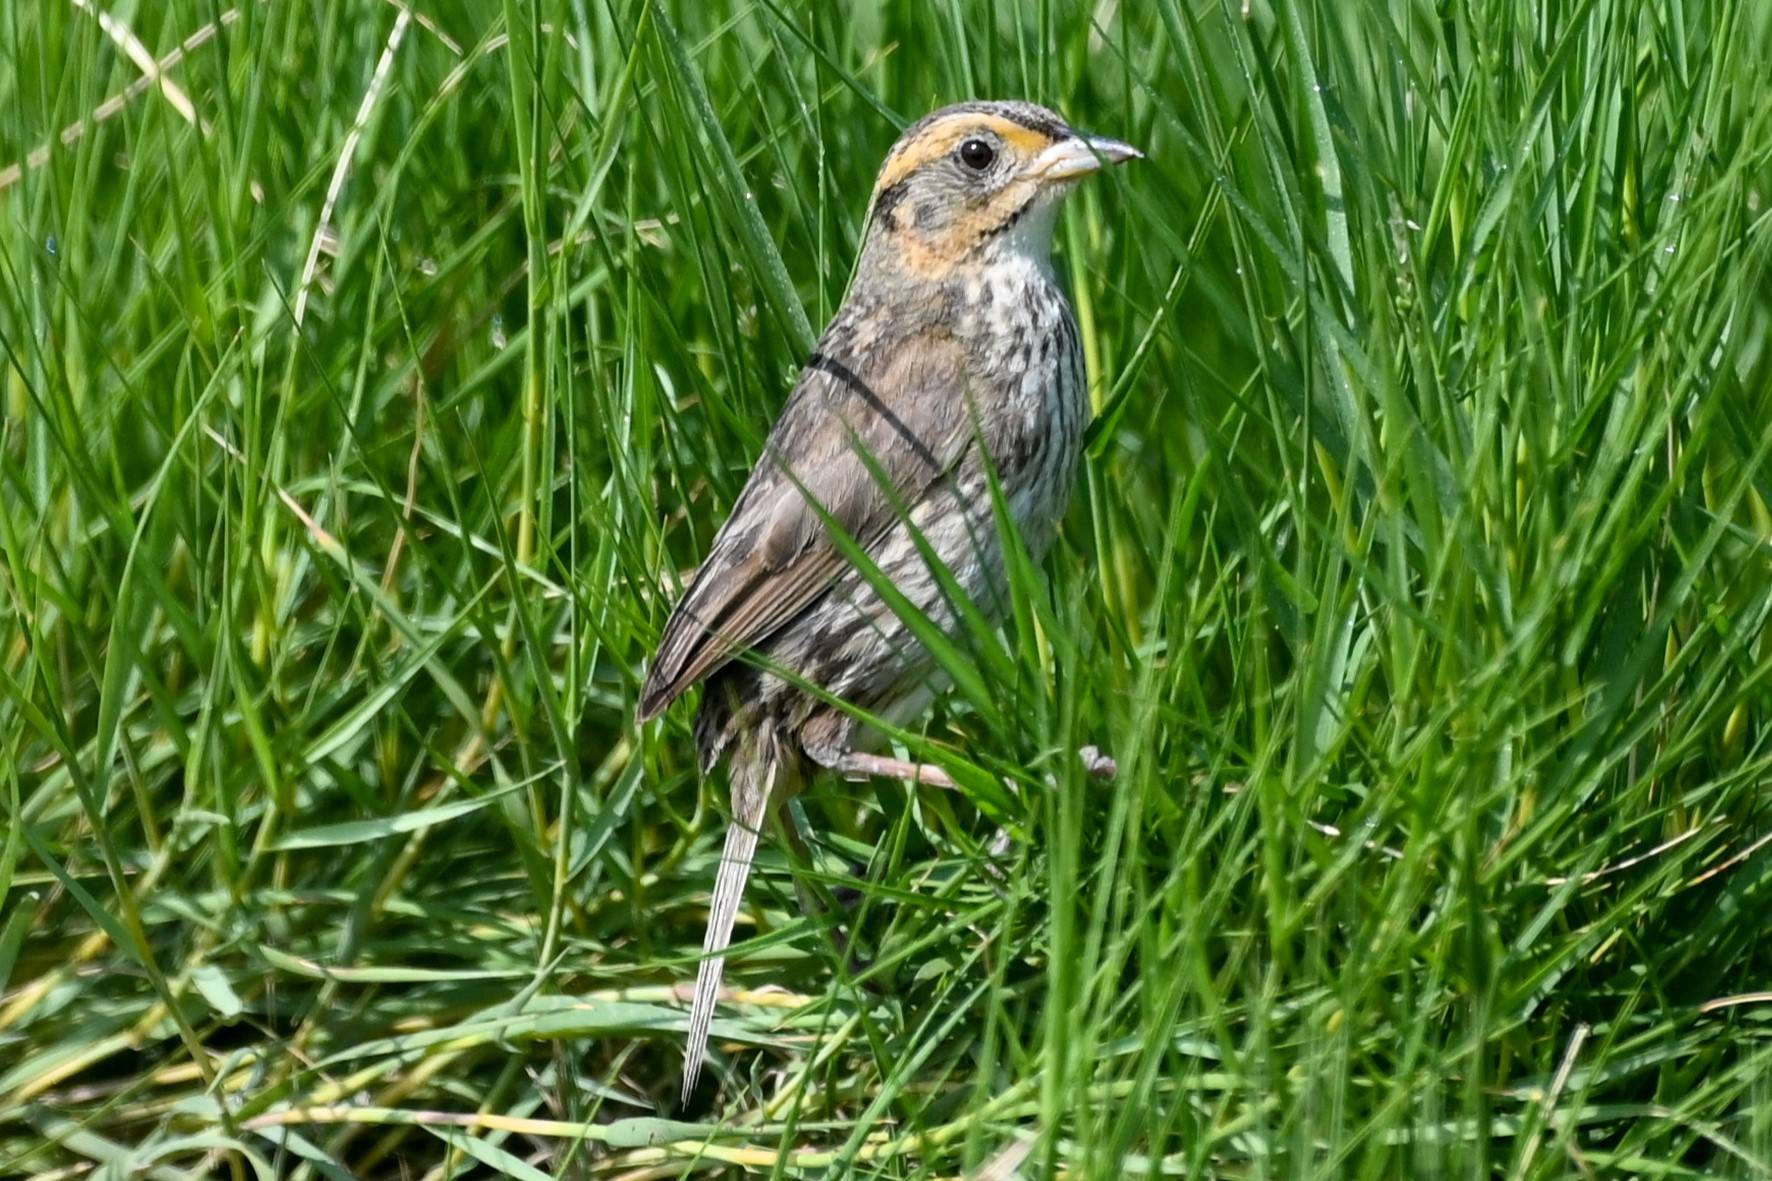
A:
[[637, 327, 973, 720]]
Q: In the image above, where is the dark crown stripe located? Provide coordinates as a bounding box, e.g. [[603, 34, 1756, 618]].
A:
[[987, 104, 1070, 141], [904, 100, 1069, 143]]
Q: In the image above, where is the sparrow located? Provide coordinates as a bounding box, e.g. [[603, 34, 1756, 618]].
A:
[[636, 100, 1140, 1097]]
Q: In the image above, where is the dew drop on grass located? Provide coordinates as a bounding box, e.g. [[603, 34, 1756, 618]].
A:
[[491, 314, 507, 349], [45, 234, 57, 257]]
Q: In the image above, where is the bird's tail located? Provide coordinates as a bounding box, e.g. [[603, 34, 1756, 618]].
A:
[[682, 732, 780, 1100]]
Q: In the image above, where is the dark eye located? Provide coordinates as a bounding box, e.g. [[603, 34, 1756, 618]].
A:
[[957, 138, 996, 171]]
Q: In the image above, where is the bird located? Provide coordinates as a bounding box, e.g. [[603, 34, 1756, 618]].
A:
[[636, 100, 1140, 1098]]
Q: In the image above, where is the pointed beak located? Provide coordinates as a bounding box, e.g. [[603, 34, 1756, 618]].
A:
[[1032, 132, 1144, 182]]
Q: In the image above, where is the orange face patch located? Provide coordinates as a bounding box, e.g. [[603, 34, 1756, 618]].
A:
[[886, 177, 1044, 277], [871, 114, 1057, 201]]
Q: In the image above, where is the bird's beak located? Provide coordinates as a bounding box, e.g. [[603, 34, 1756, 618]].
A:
[[1032, 133, 1144, 182]]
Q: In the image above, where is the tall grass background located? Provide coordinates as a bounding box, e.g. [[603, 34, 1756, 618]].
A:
[[3, 0, 1772, 1176]]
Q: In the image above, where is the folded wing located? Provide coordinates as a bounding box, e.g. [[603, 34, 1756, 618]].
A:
[[638, 328, 974, 721]]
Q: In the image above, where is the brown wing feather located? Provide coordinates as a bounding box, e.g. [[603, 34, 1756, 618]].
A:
[[638, 328, 972, 721]]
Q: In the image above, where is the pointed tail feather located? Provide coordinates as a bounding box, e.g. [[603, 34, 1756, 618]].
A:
[[682, 742, 777, 1100]]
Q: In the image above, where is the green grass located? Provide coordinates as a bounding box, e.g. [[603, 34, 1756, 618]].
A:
[[4, 0, 1772, 1176]]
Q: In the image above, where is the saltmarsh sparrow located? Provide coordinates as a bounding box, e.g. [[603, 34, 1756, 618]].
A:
[[637, 100, 1140, 1095]]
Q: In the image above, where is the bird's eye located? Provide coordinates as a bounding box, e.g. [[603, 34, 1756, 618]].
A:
[[957, 138, 996, 171]]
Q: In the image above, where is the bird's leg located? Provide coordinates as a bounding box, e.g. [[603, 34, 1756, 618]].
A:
[[778, 801, 877, 980], [813, 745, 1116, 788], [810, 748, 963, 789], [777, 803, 862, 918], [810, 744, 1114, 879], [777, 804, 825, 919]]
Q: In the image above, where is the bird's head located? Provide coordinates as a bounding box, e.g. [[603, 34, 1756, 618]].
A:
[[861, 100, 1140, 278]]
